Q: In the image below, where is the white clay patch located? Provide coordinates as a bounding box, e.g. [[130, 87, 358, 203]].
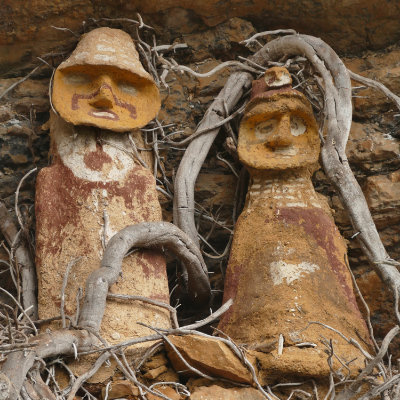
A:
[[63, 73, 91, 85], [255, 119, 278, 141], [285, 202, 308, 208], [73, 51, 89, 62], [264, 69, 291, 87], [272, 243, 295, 257], [55, 127, 135, 182], [270, 261, 320, 285], [91, 111, 118, 120], [118, 82, 137, 96], [274, 147, 297, 156], [97, 44, 116, 53], [94, 54, 117, 63], [290, 116, 307, 136]]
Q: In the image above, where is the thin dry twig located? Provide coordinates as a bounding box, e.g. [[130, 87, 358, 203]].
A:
[[0, 202, 37, 318], [66, 352, 110, 400], [61, 258, 82, 328], [15, 168, 37, 232], [345, 255, 379, 352], [181, 299, 233, 330], [80, 299, 233, 356], [336, 326, 400, 400], [0, 67, 42, 100], [161, 58, 261, 79], [0, 288, 37, 335], [304, 321, 372, 360], [153, 43, 188, 52], [106, 293, 179, 328], [240, 29, 297, 47], [50, 25, 80, 38], [142, 324, 216, 380], [349, 70, 400, 111], [164, 103, 246, 147]]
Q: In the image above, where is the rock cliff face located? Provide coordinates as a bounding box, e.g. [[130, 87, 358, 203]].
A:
[[2, 0, 400, 74], [1, 2, 400, 393]]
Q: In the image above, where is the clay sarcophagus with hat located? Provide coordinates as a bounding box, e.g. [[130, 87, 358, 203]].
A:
[[218, 67, 372, 379], [35, 28, 170, 358]]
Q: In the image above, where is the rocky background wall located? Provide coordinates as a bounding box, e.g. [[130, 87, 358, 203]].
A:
[[1, 0, 400, 363]]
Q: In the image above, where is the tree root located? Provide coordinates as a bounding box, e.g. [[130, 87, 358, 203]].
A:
[[0, 221, 211, 398], [0, 200, 37, 319]]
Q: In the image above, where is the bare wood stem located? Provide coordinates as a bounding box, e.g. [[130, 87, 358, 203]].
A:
[[173, 72, 253, 246], [164, 104, 246, 147], [153, 43, 188, 52], [335, 326, 400, 400], [66, 352, 110, 400], [80, 299, 233, 357], [181, 298, 233, 330], [0, 201, 37, 319], [61, 258, 82, 328], [0, 288, 37, 335], [348, 70, 400, 110], [164, 59, 261, 78], [0, 329, 96, 399], [240, 29, 297, 47], [15, 169, 38, 231], [0, 67, 42, 100], [106, 293, 179, 328]]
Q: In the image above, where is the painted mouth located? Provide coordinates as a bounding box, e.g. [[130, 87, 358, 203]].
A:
[[273, 147, 297, 156], [88, 110, 120, 121]]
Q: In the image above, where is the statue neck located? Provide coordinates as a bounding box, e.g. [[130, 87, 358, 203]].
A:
[[49, 113, 137, 183], [244, 167, 323, 210]]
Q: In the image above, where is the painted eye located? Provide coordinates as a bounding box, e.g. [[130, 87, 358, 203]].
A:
[[255, 119, 278, 140], [63, 73, 91, 85], [118, 81, 137, 96], [290, 116, 307, 136]]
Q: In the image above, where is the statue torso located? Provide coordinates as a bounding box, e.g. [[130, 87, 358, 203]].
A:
[[218, 170, 370, 353], [35, 115, 171, 346]]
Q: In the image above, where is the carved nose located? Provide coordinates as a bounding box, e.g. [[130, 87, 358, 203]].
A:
[[89, 86, 114, 109], [264, 115, 293, 149]]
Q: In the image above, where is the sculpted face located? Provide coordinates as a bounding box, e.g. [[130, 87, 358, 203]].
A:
[[52, 27, 160, 132], [53, 65, 160, 131], [238, 92, 320, 170]]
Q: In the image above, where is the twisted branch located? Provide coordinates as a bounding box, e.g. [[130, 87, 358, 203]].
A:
[[1, 221, 211, 398]]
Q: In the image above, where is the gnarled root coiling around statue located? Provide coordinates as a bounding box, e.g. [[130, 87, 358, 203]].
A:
[[79, 221, 211, 331]]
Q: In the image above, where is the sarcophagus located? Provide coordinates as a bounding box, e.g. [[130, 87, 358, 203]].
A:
[[35, 28, 170, 378], [218, 67, 372, 379]]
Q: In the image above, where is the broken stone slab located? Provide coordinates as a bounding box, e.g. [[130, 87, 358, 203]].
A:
[[189, 383, 265, 400], [101, 380, 184, 400], [165, 334, 254, 384]]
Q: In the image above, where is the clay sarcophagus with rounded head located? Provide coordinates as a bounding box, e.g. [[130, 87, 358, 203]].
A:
[[35, 28, 170, 360], [218, 67, 372, 379]]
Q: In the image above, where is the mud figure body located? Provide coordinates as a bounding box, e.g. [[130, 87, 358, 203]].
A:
[[218, 67, 371, 379], [35, 28, 169, 378]]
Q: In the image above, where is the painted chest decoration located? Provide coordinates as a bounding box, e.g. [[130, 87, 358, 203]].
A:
[[218, 67, 371, 379], [35, 28, 170, 359]]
